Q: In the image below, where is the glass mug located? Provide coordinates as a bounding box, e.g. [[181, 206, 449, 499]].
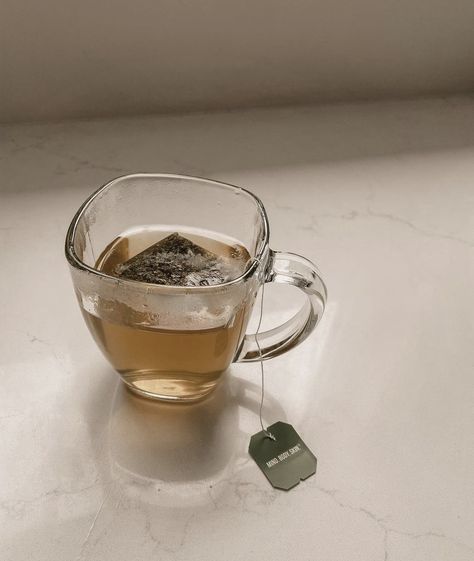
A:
[[65, 174, 327, 402]]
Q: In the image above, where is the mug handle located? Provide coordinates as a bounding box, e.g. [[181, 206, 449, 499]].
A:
[[236, 250, 327, 362]]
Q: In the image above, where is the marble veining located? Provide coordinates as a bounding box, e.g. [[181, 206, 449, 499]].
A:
[[1, 98, 473, 560]]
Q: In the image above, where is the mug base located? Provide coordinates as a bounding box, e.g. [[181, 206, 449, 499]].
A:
[[119, 369, 221, 403]]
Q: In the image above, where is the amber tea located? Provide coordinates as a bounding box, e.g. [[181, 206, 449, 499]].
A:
[[83, 227, 253, 400]]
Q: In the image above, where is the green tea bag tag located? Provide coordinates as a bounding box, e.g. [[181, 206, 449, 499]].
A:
[[249, 286, 317, 490], [249, 421, 317, 490]]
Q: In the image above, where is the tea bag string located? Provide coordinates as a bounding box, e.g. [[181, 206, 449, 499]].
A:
[[254, 281, 276, 441]]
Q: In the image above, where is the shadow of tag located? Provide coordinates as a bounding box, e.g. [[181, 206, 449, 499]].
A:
[[249, 421, 317, 491]]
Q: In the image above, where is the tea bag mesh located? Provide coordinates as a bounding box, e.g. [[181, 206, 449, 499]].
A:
[[114, 233, 246, 287]]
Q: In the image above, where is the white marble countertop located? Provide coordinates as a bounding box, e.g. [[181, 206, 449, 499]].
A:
[[1, 98, 473, 561]]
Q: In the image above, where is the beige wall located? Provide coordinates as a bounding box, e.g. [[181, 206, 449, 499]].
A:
[[1, 0, 474, 123]]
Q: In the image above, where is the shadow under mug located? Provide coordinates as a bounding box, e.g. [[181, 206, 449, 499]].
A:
[[65, 174, 327, 402]]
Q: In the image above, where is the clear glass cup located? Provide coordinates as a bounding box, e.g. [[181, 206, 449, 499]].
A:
[[65, 174, 327, 402]]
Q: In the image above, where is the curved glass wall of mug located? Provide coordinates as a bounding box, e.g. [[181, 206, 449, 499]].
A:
[[66, 174, 269, 401]]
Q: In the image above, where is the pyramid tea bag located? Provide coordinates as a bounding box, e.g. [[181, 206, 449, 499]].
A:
[[114, 232, 247, 286]]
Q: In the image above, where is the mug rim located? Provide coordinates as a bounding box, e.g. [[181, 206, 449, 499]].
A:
[[65, 173, 270, 292]]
